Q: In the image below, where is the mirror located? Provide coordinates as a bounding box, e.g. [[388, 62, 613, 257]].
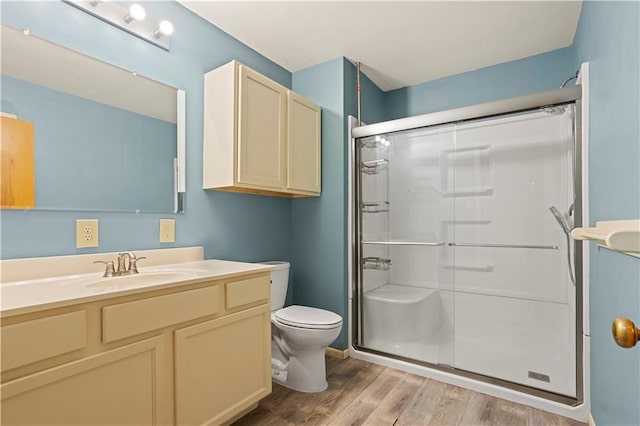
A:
[[0, 24, 185, 213]]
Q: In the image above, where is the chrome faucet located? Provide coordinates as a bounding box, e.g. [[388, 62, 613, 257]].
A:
[[94, 252, 146, 277]]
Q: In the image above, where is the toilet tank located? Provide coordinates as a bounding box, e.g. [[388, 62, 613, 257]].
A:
[[260, 261, 289, 311]]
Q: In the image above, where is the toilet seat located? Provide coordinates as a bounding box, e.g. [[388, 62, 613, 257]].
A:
[[275, 305, 342, 330]]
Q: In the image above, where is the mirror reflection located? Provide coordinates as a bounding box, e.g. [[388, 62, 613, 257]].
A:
[[0, 24, 182, 213]]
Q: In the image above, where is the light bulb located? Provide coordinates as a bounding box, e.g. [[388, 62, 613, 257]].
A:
[[124, 4, 145, 23], [154, 20, 174, 38], [375, 135, 381, 142]]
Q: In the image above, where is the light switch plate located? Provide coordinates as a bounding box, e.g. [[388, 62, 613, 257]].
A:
[[159, 219, 175, 243], [76, 219, 99, 248]]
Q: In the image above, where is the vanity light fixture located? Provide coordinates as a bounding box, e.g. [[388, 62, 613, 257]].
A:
[[123, 4, 145, 23], [62, 0, 172, 51], [154, 20, 174, 38]]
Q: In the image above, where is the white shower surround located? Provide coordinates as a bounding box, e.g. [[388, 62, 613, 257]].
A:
[[347, 67, 590, 422]]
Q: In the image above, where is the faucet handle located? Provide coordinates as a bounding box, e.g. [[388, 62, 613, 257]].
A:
[[129, 256, 147, 274], [93, 260, 116, 277]]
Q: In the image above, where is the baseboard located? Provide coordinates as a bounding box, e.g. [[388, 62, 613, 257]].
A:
[[325, 347, 349, 359], [588, 413, 596, 426]]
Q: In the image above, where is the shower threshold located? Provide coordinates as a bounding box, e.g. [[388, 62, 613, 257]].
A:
[[350, 344, 583, 418]]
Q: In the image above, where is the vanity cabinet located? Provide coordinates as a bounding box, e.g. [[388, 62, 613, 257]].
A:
[[175, 305, 271, 425], [1, 337, 166, 425], [203, 60, 321, 197], [1, 271, 272, 425]]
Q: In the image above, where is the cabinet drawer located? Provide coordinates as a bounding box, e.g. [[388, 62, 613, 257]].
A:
[[1, 311, 86, 372], [225, 275, 270, 309], [102, 286, 219, 343]]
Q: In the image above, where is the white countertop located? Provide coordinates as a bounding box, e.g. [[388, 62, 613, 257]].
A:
[[1, 259, 273, 318]]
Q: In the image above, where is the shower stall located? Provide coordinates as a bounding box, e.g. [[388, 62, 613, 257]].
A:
[[350, 86, 584, 406]]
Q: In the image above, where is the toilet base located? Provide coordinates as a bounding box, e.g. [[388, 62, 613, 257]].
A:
[[272, 348, 328, 393]]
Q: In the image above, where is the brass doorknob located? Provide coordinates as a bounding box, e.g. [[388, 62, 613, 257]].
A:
[[612, 317, 639, 348]]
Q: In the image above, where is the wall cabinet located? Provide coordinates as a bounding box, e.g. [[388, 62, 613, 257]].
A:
[[1, 272, 272, 425], [203, 60, 321, 197]]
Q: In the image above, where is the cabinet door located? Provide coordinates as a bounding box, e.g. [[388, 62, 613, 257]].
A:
[[237, 66, 286, 189], [175, 304, 271, 425], [1, 116, 35, 209], [287, 91, 321, 194], [1, 336, 167, 425]]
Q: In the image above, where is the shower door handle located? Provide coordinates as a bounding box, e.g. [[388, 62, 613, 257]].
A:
[[449, 243, 560, 250], [612, 317, 639, 348], [362, 241, 445, 246]]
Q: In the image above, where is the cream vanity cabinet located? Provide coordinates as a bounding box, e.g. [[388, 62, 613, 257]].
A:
[[0, 272, 271, 425], [203, 60, 321, 197]]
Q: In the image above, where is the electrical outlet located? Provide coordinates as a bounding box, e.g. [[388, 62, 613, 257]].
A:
[[76, 219, 99, 248], [159, 219, 175, 243]]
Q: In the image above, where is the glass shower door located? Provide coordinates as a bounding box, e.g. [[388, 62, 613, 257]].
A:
[[356, 123, 456, 367], [450, 107, 576, 397], [355, 104, 578, 399]]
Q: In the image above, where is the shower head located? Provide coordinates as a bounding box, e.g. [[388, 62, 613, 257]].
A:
[[549, 206, 571, 234], [549, 206, 576, 286]]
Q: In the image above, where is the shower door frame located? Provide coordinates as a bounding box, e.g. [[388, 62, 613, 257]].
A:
[[350, 85, 584, 406]]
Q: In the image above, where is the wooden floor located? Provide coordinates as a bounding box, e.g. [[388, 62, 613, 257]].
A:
[[233, 356, 585, 426]]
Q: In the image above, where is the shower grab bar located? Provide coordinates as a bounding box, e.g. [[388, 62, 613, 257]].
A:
[[449, 243, 560, 250], [362, 241, 445, 246]]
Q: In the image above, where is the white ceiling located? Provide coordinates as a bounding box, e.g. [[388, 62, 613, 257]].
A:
[[179, 1, 583, 91]]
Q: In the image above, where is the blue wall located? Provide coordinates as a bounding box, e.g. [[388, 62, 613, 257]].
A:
[[288, 48, 576, 349], [290, 58, 348, 348], [289, 58, 386, 350], [573, 2, 640, 425], [2, 75, 176, 212], [2, 5, 638, 423], [385, 47, 575, 120], [0, 1, 292, 263]]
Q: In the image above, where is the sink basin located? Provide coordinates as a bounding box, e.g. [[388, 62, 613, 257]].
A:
[[84, 271, 198, 289]]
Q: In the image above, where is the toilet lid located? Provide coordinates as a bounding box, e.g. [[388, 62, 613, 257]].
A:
[[275, 305, 342, 330]]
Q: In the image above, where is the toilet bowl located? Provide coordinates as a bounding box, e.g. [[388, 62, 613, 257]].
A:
[[261, 261, 343, 392]]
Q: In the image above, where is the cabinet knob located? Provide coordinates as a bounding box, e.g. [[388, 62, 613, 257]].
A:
[[612, 317, 639, 348]]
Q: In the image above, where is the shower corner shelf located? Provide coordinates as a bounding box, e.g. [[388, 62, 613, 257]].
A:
[[361, 159, 389, 175], [362, 201, 390, 213], [363, 257, 392, 271], [571, 219, 640, 258], [359, 138, 388, 149]]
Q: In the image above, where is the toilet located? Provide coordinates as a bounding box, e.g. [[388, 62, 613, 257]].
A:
[[261, 261, 343, 393]]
